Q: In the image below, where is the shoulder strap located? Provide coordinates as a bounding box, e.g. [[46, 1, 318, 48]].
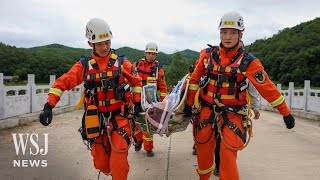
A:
[[79, 56, 89, 81], [239, 52, 256, 73], [118, 55, 126, 65], [207, 47, 218, 73], [154, 61, 163, 70]]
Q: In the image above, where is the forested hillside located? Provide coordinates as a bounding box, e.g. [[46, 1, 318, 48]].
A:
[[249, 17, 320, 86], [0, 17, 319, 86], [0, 43, 196, 83]]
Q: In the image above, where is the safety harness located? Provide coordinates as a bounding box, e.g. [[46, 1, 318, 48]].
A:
[[193, 45, 255, 149], [134, 59, 162, 86], [78, 50, 134, 153]]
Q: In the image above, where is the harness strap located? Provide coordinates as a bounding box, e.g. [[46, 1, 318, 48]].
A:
[[137, 69, 153, 75], [108, 115, 130, 146], [193, 110, 215, 145], [196, 111, 216, 131], [220, 111, 246, 144]]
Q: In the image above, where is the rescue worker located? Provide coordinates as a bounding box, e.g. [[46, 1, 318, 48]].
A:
[[39, 18, 142, 180], [133, 42, 167, 157], [184, 12, 295, 180]]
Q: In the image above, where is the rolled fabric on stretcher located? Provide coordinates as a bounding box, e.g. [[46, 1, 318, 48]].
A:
[[135, 84, 158, 133], [165, 76, 190, 137], [138, 74, 191, 137]]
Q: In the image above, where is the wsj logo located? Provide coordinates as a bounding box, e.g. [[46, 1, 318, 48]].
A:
[[12, 133, 48, 167]]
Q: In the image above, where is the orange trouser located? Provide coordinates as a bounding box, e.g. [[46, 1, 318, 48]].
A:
[[195, 106, 244, 180], [91, 115, 131, 180], [134, 124, 154, 151]]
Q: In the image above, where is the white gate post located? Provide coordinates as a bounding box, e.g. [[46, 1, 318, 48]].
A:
[[0, 73, 5, 119], [304, 80, 310, 112], [28, 74, 35, 113], [288, 82, 294, 109], [49, 75, 56, 86]]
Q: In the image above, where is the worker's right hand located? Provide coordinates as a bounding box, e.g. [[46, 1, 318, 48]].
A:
[[134, 102, 142, 117], [39, 103, 53, 126], [183, 105, 193, 117], [283, 114, 295, 129]]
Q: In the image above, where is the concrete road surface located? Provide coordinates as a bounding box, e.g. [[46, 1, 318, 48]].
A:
[[0, 110, 319, 180]]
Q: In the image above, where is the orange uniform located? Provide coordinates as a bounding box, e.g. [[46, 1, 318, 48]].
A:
[[133, 58, 167, 152], [47, 52, 142, 180], [186, 44, 290, 180]]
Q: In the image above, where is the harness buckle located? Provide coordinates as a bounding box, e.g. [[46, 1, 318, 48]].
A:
[[217, 74, 228, 82], [101, 79, 109, 88], [218, 66, 226, 73]]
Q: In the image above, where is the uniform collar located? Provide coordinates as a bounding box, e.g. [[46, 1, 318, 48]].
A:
[[92, 52, 110, 62], [219, 43, 242, 57], [142, 58, 156, 66]]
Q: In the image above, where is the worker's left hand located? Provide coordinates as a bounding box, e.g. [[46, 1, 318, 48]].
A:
[[283, 114, 295, 129], [39, 103, 53, 126]]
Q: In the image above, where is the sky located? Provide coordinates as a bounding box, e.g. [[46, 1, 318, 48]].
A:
[[0, 0, 319, 54]]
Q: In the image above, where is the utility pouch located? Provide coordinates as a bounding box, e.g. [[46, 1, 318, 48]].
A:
[[115, 83, 130, 101], [82, 105, 101, 140]]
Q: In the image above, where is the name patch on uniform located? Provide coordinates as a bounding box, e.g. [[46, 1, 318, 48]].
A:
[[254, 70, 266, 84]]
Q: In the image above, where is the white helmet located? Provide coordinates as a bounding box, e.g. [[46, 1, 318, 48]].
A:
[[85, 18, 113, 43], [218, 12, 245, 31], [145, 42, 158, 53]]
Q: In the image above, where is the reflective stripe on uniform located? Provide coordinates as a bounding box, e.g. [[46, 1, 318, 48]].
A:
[[209, 79, 230, 87], [134, 129, 141, 135], [207, 92, 236, 99], [160, 92, 167, 96], [49, 88, 63, 97], [143, 135, 153, 141], [132, 87, 142, 93], [203, 58, 208, 68], [98, 99, 121, 106], [270, 95, 285, 107], [212, 64, 240, 73], [197, 164, 214, 174], [189, 84, 199, 90]]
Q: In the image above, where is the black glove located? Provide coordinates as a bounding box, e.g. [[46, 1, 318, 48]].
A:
[[283, 114, 295, 129], [183, 105, 193, 117], [39, 103, 53, 126], [134, 102, 142, 117]]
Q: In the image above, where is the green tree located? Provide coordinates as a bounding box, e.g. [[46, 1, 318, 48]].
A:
[[166, 51, 192, 86]]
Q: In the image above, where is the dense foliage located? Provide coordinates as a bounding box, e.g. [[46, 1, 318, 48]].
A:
[[0, 42, 197, 84], [248, 17, 320, 86]]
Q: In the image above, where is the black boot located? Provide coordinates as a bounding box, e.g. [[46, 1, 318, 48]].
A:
[[146, 150, 154, 157], [135, 142, 142, 152], [192, 148, 197, 155]]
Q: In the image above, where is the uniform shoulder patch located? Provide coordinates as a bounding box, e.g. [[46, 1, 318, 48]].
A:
[[254, 70, 266, 84]]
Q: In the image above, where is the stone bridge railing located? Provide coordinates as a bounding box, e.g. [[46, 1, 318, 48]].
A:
[[260, 80, 320, 113], [0, 73, 319, 120], [0, 73, 83, 119]]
